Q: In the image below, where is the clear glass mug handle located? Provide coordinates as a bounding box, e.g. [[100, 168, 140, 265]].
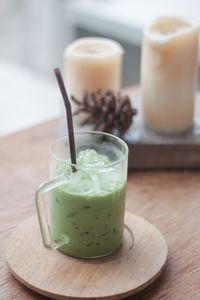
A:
[[35, 173, 69, 250]]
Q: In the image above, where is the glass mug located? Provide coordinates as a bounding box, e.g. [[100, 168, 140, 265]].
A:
[[35, 131, 128, 258]]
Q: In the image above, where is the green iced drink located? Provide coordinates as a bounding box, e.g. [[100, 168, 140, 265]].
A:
[[50, 149, 126, 258]]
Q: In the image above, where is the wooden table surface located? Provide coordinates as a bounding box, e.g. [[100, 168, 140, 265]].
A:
[[1, 92, 200, 299]]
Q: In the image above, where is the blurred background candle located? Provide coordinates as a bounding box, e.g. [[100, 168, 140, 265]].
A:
[[141, 17, 199, 133], [63, 37, 124, 108]]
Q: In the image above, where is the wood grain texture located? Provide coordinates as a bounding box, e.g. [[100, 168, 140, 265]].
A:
[[5, 213, 167, 300], [0, 119, 58, 300], [1, 87, 200, 299]]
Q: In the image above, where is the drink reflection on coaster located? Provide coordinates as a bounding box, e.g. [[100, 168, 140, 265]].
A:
[[35, 131, 128, 258]]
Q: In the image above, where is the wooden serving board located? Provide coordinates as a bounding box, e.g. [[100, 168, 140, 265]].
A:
[[6, 212, 167, 300]]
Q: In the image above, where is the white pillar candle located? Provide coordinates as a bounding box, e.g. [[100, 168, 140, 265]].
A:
[[63, 37, 124, 103], [141, 17, 199, 133]]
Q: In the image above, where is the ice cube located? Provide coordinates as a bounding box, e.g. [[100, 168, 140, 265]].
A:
[[77, 149, 110, 166], [68, 171, 94, 194], [99, 167, 121, 192]]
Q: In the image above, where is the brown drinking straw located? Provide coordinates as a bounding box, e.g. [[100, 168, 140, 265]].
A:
[[54, 68, 77, 172]]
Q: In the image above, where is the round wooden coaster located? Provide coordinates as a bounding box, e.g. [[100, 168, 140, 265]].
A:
[[6, 212, 167, 300]]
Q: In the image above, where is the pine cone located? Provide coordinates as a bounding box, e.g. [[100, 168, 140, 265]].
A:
[[71, 89, 137, 136]]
